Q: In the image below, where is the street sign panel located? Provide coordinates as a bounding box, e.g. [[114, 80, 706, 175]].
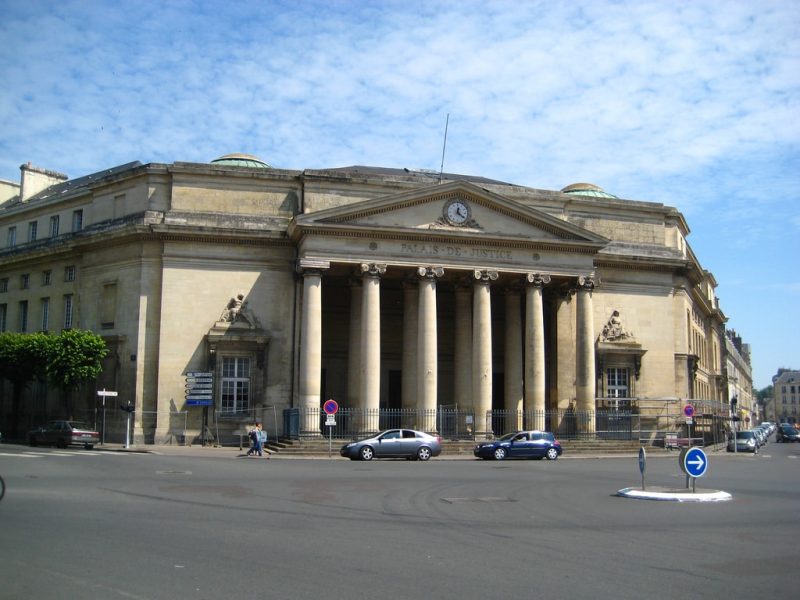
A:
[[186, 372, 213, 378], [325, 415, 336, 426], [97, 390, 118, 397], [185, 383, 213, 389], [680, 447, 708, 478], [186, 399, 214, 406]]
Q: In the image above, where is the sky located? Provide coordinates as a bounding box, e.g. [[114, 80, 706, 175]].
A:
[[1, 0, 798, 389]]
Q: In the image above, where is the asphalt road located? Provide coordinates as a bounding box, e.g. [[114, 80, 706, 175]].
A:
[[1, 440, 798, 600]]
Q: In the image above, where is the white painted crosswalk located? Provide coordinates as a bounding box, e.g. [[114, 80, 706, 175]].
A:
[[0, 449, 142, 458]]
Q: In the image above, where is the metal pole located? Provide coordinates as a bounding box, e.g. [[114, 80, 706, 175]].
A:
[[101, 398, 106, 445], [125, 412, 130, 449]]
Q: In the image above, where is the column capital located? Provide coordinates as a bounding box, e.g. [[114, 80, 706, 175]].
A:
[[576, 275, 597, 291], [473, 269, 499, 284], [360, 263, 387, 278], [417, 266, 445, 279], [296, 258, 330, 273], [525, 272, 551, 287]]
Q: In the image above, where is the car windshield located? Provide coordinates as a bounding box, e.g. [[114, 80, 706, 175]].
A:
[[736, 431, 754, 439]]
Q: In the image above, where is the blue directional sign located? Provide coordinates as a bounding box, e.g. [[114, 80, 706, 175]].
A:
[[681, 447, 708, 478]]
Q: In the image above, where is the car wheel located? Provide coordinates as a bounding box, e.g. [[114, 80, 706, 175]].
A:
[[493, 447, 507, 460], [546, 447, 559, 460], [417, 446, 432, 461], [57, 438, 68, 449], [359, 446, 374, 461], [85, 444, 94, 450], [29, 435, 37, 447]]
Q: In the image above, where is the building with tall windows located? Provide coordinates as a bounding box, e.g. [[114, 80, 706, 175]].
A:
[[0, 155, 732, 445], [771, 369, 800, 424]]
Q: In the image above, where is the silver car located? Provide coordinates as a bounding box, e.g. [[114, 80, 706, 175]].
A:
[[726, 430, 758, 453], [340, 429, 442, 461], [28, 420, 100, 449]]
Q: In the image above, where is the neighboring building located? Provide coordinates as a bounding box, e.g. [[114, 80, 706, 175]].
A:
[[724, 329, 755, 426], [0, 156, 731, 445], [772, 369, 800, 424]]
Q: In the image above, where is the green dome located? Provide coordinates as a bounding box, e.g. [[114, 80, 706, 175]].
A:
[[560, 182, 618, 199], [211, 153, 271, 169]]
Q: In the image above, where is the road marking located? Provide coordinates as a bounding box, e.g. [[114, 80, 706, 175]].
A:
[[0, 452, 41, 458]]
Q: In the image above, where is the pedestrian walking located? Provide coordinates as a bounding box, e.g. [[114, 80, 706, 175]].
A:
[[247, 422, 263, 457]]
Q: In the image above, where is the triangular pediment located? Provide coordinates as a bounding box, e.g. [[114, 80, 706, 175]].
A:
[[289, 181, 607, 246]]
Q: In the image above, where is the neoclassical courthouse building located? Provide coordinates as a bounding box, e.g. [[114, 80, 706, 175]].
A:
[[1, 155, 738, 444]]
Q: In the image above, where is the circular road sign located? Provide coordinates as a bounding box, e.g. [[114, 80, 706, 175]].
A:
[[683, 404, 695, 418], [638, 447, 647, 475], [680, 447, 708, 478], [323, 399, 339, 415]]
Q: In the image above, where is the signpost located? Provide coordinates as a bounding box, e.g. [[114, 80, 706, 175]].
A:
[[679, 446, 708, 492], [323, 399, 339, 458], [97, 389, 118, 445], [185, 372, 214, 446], [638, 447, 647, 491]]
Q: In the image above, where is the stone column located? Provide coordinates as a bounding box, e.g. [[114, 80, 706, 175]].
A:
[[360, 263, 386, 433], [576, 275, 596, 434], [454, 281, 472, 434], [298, 264, 327, 437], [417, 266, 444, 432], [401, 280, 418, 419], [504, 287, 523, 432], [525, 273, 550, 430], [347, 278, 362, 411], [472, 269, 497, 438]]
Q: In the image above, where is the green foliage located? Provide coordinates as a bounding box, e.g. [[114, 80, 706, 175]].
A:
[[0, 329, 108, 391], [0, 332, 50, 385], [44, 329, 109, 391]]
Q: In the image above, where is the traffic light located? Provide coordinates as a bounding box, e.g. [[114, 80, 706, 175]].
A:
[[119, 402, 135, 413], [730, 396, 738, 411]]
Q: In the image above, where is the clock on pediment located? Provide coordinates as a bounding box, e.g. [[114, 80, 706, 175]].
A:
[[443, 198, 471, 226]]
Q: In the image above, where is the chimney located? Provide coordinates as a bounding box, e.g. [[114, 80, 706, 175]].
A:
[[20, 162, 68, 202]]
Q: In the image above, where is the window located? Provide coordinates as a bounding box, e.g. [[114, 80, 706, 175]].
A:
[[100, 282, 117, 329], [63, 294, 73, 329], [220, 357, 250, 413], [7, 226, 16, 248], [21, 273, 29, 289], [0, 278, 8, 293], [64, 265, 75, 282], [72, 209, 83, 232], [41, 297, 49, 331], [50, 215, 60, 237], [19, 300, 28, 332], [606, 368, 630, 409], [42, 270, 51, 286], [28, 221, 38, 242], [0, 304, 6, 332]]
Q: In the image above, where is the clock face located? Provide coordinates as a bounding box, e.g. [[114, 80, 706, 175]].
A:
[[445, 200, 470, 225]]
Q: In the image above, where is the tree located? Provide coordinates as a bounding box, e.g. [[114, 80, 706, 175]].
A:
[[44, 329, 109, 416], [0, 332, 50, 436], [0, 330, 108, 435]]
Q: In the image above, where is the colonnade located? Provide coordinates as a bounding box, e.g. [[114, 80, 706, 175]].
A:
[[298, 261, 597, 438]]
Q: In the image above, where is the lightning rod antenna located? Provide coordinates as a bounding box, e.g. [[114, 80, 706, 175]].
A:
[[439, 113, 449, 184]]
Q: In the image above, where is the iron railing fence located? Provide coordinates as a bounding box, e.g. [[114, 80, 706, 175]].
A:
[[282, 407, 688, 441]]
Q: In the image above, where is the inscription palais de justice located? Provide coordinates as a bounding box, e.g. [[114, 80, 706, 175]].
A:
[[400, 243, 512, 260]]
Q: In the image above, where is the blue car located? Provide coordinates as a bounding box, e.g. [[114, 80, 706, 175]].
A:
[[474, 431, 562, 461]]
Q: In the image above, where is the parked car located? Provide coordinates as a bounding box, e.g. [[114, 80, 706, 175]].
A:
[[27, 420, 100, 449], [340, 429, 442, 461], [727, 430, 758, 453], [776, 424, 800, 443], [474, 430, 562, 461]]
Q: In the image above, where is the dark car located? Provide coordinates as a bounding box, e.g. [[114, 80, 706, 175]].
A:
[[776, 424, 800, 443], [28, 420, 100, 449], [474, 430, 562, 460], [340, 429, 442, 461]]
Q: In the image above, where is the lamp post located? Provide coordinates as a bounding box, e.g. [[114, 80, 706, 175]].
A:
[[731, 396, 738, 454]]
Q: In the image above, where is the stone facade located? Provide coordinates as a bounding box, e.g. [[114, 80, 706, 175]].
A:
[[0, 158, 730, 444]]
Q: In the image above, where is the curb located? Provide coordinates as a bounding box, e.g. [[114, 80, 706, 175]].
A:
[[616, 486, 732, 502]]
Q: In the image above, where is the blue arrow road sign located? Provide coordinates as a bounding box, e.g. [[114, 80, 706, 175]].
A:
[[682, 447, 708, 478]]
